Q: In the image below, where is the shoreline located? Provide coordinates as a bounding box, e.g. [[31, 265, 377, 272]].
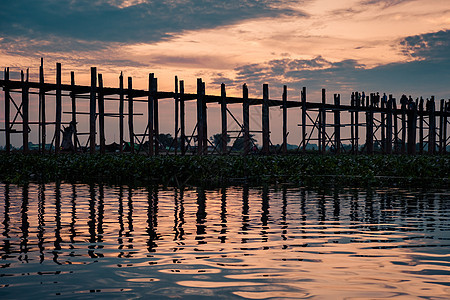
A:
[[1, 153, 449, 188]]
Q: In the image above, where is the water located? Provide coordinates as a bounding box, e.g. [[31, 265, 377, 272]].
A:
[[0, 183, 449, 299]]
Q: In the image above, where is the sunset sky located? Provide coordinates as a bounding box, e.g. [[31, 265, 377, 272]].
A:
[[1, 0, 450, 146]]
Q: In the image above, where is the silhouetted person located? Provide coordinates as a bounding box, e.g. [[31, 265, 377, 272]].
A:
[[408, 95, 414, 110], [426, 98, 431, 111], [374, 92, 380, 107], [61, 121, 76, 152], [400, 94, 408, 109], [382, 93, 387, 106]]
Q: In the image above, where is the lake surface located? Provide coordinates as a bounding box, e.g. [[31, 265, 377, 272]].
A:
[[0, 183, 449, 299]]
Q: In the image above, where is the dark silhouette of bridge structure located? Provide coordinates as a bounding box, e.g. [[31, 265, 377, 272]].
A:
[[1, 60, 449, 155]]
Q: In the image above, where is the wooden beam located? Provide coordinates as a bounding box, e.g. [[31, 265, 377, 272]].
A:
[[439, 99, 445, 153], [174, 76, 179, 155], [180, 80, 186, 155], [334, 94, 340, 154], [197, 78, 203, 155], [386, 96, 393, 154], [22, 70, 29, 153], [128, 76, 134, 154], [55, 63, 62, 154], [282, 85, 287, 154], [301, 87, 306, 153], [4, 68, 11, 153], [242, 84, 250, 155], [320, 88, 326, 153], [428, 97, 436, 154], [262, 84, 269, 154], [366, 94, 374, 154], [119, 72, 124, 154], [393, 98, 398, 153], [401, 99, 407, 154], [221, 83, 227, 154], [98, 73, 105, 154], [71, 71, 78, 152], [381, 97, 386, 153], [351, 93, 355, 153], [355, 92, 359, 154], [39, 59, 45, 153], [202, 82, 207, 154], [89, 67, 97, 154], [148, 73, 155, 156], [153, 77, 159, 155], [419, 98, 424, 154], [443, 100, 448, 154]]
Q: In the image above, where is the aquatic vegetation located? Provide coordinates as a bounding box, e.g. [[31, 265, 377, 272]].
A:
[[0, 153, 448, 187]]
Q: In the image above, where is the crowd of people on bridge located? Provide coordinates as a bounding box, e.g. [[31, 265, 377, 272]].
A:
[[351, 91, 450, 112]]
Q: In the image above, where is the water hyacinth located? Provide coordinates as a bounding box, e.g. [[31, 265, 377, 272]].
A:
[[0, 153, 448, 187]]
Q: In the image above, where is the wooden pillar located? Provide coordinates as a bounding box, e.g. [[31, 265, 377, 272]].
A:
[[119, 72, 124, 154], [202, 82, 207, 154], [366, 94, 374, 154], [22, 70, 29, 153], [221, 83, 227, 154], [4, 68, 11, 153], [243, 84, 250, 155], [39, 59, 46, 153], [443, 100, 448, 154], [334, 94, 340, 154], [386, 96, 393, 154], [153, 77, 159, 155], [439, 99, 445, 153], [401, 100, 407, 154], [262, 84, 270, 154], [419, 98, 424, 154], [407, 102, 417, 155], [148, 73, 155, 156], [70, 71, 78, 152], [128, 77, 134, 154], [38, 66, 41, 152], [381, 99, 385, 153], [180, 80, 186, 155], [350, 93, 355, 154], [196, 78, 203, 155], [282, 85, 287, 154], [321, 89, 326, 153], [355, 92, 359, 154], [428, 97, 436, 154], [174, 76, 179, 155], [55, 64, 62, 154], [301, 87, 306, 153], [318, 92, 322, 153], [89, 67, 97, 154], [393, 98, 398, 153], [98, 74, 105, 154]]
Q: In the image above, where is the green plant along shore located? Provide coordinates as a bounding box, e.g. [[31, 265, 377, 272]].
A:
[[0, 153, 449, 187]]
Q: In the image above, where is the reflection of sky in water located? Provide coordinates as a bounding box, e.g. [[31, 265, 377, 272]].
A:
[[0, 183, 449, 298]]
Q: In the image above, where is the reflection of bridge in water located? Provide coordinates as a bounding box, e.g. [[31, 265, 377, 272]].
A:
[[1, 183, 448, 263], [1, 60, 449, 155]]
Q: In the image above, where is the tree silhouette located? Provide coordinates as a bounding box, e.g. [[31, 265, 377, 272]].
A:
[[232, 134, 257, 151], [158, 133, 173, 149], [210, 133, 230, 151]]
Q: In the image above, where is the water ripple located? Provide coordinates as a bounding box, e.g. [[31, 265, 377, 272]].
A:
[[0, 183, 449, 298]]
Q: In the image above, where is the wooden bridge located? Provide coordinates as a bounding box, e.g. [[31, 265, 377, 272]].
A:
[[1, 60, 449, 155]]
